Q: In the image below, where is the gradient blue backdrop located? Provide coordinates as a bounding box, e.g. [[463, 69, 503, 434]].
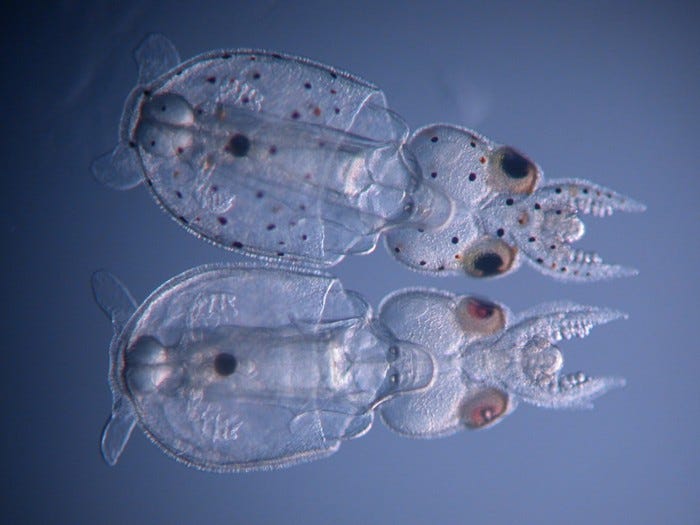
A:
[[3, 1, 698, 523]]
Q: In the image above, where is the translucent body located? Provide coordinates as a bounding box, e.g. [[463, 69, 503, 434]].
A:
[[94, 35, 644, 281], [93, 264, 625, 472]]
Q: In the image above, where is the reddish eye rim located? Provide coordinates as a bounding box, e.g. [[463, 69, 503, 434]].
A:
[[455, 296, 506, 335], [461, 388, 509, 429]]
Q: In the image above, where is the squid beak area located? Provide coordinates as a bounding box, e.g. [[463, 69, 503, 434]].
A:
[[511, 188, 639, 281], [513, 308, 626, 408]]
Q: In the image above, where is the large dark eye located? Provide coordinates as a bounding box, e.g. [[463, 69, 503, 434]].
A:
[[462, 239, 517, 278], [460, 388, 509, 429], [455, 297, 506, 335], [488, 146, 539, 194], [214, 352, 237, 376]]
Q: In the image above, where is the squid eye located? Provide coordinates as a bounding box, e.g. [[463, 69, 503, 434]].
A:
[[488, 146, 539, 194], [462, 239, 517, 278], [455, 297, 505, 335], [460, 388, 509, 429]]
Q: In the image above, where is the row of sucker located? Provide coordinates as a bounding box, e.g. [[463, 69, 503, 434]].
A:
[[516, 304, 626, 343]]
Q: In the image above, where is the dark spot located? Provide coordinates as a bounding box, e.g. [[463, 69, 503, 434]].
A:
[[175, 191, 182, 199], [218, 216, 228, 225], [214, 352, 237, 376], [291, 111, 300, 119], [431, 171, 437, 178], [555, 187, 562, 194], [145, 179, 153, 187], [528, 236, 536, 242], [304, 82, 312, 89], [394, 247, 400, 253], [437, 265, 445, 271], [555, 209, 562, 215], [249, 56, 256, 61], [252, 71, 261, 79], [278, 240, 285, 245], [267, 224, 276, 230], [222, 53, 231, 59], [206, 76, 216, 84], [496, 228, 504, 237], [330, 89, 337, 94], [176, 147, 184, 154], [431, 136, 439, 143], [128, 141, 137, 148], [506, 198, 514, 206], [470, 141, 476, 147], [232, 241, 243, 248], [178, 215, 188, 224], [271, 53, 282, 59], [276, 252, 284, 256], [256, 191, 264, 198], [143, 89, 152, 96], [269, 145, 278, 155], [302, 234, 308, 240], [536, 258, 544, 263], [473, 252, 503, 276], [211, 185, 218, 192], [150, 140, 156, 147], [468, 173, 476, 181], [225, 133, 251, 157], [419, 260, 427, 266], [452, 236, 459, 244], [241, 96, 249, 104], [560, 267, 567, 272], [550, 244, 556, 250], [299, 204, 306, 211], [318, 141, 325, 148], [534, 203, 541, 210], [417, 228, 425, 233], [500, 147, 533, 179]]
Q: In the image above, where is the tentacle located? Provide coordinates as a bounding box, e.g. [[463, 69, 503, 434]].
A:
[[534, 178, 646, 218], [515, 303, 627, 342], [533, 372, 626, 409]]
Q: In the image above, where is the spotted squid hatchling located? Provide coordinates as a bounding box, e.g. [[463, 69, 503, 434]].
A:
[[94, 35, 644, 281]]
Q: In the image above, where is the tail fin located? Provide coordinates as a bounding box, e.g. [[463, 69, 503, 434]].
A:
[[92, 270, 138, 465], [91, 270, 137, 334]]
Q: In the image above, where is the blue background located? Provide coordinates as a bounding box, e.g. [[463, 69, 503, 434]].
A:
[[3, 1, 698, 523]]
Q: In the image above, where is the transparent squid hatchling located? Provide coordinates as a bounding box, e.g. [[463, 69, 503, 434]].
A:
[[94, 35, 644, 281], [93, 264, 625, 472]]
